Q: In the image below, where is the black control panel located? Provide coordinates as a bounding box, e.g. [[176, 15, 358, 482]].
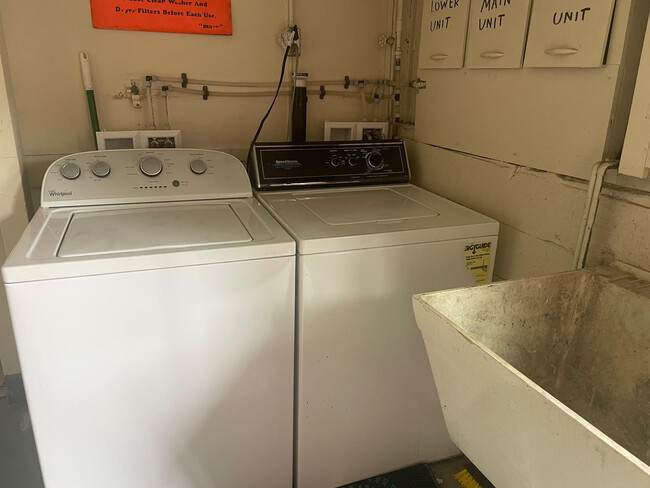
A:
[[251, 140, 410, 190]]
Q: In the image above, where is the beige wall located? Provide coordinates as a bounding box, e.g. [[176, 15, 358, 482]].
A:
[[404, 135, 650, 280], [405, 0, 650, 280], [0, 0, 397, 204], [0, 12, 29, 376]]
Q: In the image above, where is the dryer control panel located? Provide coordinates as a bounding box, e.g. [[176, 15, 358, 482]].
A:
[[41, 149, 252, 208], [251, 140, 410, 190]]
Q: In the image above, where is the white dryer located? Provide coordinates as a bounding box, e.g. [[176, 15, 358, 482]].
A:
[[2, 149, 296, 488], [251, 140, 500, 488]]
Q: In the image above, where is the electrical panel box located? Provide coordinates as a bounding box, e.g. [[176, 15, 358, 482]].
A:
[[619, 14, 650, 179], [524, 0, 616, 68], [324, 122, 388, 141], [96, 130, 182, 150], [419, 0, 471, 69], [465, 0, 532, 69]]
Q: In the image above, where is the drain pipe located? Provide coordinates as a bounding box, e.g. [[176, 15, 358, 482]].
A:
[[572, 160, 618, 269], [291, 72, 308, 142]]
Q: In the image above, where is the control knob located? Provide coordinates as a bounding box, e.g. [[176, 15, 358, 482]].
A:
[[92, 160, 110, 178], [139, 156, 163, 177], [60, 162, 81, 180], [330, 156, 342, 167], [365, 151, 384, 170], [190, 159, 207, 175]]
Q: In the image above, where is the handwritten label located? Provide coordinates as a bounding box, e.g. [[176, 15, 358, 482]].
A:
[[477, 0, 512, 31], [466, 0, 530, 68], [429, 0, 464, 31], [90, 0, 232, 35], [552, 8, 591, 25]]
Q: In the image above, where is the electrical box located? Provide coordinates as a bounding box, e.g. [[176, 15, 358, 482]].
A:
[[324, 122, 388, 141], [419, 0, 471, 69], [465, 0, 532, 69], [619, 14, 650, 179], [96, 130, 182, 150], [524, 0, 616, 68]]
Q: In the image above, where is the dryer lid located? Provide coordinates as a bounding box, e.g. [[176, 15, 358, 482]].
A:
[[257, 184, 500, 255], [295, 189, 439, 225], [58, 205, 252, 257]]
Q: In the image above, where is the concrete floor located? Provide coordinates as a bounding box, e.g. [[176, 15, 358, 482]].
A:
[[0, 376, 479, 488], [0, 376, 44, 488]]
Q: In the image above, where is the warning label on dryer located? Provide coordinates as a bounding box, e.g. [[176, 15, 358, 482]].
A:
[[464, 241, 493, 285]]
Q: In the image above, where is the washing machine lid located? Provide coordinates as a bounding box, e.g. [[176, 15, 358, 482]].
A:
[[2, 199, 295, 283], [257, 185, 499, 254], [58, 205, 251, 257]]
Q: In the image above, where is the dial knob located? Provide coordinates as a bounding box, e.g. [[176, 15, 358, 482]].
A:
[[190, 159, 207, 175], [366, 151, 384, 170], [330, 156, 342, 167], [348, 156, 358, 166], [61, 162, 81, 180], [92, 160, 110, 178], [139, 156, 163, 177]]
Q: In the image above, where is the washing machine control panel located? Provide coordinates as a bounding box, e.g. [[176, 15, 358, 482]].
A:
[[251, 140, 410, 190], [41, 149, 252, 208]]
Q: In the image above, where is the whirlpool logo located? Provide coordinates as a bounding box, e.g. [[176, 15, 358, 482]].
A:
[[48, 190, 73, 198], [465, 242, 492, 255]]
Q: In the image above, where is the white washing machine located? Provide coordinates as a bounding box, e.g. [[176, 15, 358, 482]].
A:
[[2, 149, 296, 488], [251, 140, 500, 488]]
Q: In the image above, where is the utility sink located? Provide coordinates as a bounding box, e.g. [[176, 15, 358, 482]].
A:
[[413, 267, 650, 488]]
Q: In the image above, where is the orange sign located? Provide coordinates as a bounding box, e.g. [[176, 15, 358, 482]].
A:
[[90, 0, 232, 35]]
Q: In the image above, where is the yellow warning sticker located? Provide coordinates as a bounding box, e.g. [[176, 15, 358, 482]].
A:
[[464, 241, 493, 285]]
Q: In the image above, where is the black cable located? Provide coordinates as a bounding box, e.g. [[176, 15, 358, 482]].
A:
[[246, 29, 295, 173]]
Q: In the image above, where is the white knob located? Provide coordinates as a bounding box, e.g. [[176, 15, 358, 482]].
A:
[[61, 163, 81, 180], [92, 160, 110, 178], [190, 159, 207, 175], [140, 156, 163, 177]]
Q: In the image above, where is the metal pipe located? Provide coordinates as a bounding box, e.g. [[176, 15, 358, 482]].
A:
[[288, 0, 294, 28], [572, 161, 618, 269], [145, 76, 156, 129], [165, 85, 361, 99], [150, 74, 388, 89]]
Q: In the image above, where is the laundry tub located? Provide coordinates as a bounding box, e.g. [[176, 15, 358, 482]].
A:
[[413, 267, 650, 488]]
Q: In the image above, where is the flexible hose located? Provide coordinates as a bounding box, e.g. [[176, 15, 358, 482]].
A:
[[246, 32, 294, 172]]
